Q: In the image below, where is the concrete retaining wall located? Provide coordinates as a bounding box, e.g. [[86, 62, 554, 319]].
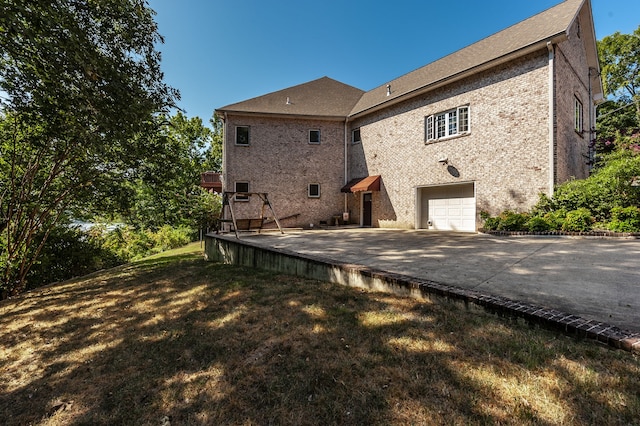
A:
[[205, 233, 640, 353]]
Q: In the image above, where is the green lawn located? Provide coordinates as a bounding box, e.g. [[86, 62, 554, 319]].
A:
[[1, 243, 638, 425]]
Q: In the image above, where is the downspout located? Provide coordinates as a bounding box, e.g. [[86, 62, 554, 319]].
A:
[[547, 42, 555, 196], [222, 112, 228, 192], [344, 118, 349, 215], [588, 67, 595, 170]]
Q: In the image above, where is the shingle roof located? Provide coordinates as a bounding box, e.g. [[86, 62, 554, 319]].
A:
[[216, 77, 365, 119], [350, 0, 587, 116], [217, 0, 599, 120]]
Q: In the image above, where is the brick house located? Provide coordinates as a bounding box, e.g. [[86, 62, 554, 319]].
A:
[[216, 0, 602, 232]]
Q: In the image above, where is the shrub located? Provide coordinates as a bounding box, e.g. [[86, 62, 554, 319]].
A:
[[26, 226, 125, 290], [607, 206, 640, 232], [154, 225, 194, 251], [543, 209, 567, 230], [526, 216, 552, 232], [561, 208, 594, 232], [497, 211, 529, 231]]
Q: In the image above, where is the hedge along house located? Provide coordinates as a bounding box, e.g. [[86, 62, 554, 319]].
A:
[[216, 0, 602, 232]]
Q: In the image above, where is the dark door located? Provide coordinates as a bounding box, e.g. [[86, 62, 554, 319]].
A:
[[363, 193, 372, 227]]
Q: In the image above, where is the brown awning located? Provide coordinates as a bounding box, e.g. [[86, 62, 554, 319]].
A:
[[341, 175, 381, 193]]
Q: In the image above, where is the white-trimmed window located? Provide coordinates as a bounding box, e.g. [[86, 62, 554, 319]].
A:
[[235, 126, 250, 145], [309, 129, 320, 144], [234, 181, 249, 201], [308, 183, 320, 198], [425, 105, 470, 142], [574, 97, 584, 134], [352, 128, 361, 144]]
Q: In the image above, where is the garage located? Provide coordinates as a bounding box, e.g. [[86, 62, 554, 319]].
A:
[[418, 183, 476, 231]]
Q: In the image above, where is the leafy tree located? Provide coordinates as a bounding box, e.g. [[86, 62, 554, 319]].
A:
[[597, 26, 640, 124], [0, 0, 177, 296], [595, 99, 638, 152], [124, 112, 218, 230], [206, 114, 224, 172]]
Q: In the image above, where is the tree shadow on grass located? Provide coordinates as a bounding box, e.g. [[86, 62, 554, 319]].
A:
[[0, 255, 639, 425]]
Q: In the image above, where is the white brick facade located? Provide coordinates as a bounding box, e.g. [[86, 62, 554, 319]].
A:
[[217, 0, 602, 232]]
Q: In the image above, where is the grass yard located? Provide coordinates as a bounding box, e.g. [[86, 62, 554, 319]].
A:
[[1, 242, 639, 425]]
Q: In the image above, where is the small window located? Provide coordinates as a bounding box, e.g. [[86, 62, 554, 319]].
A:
[[308, 183, 320, 198], [235, 181, 249, 201], [574, 97, 584, 134], [236, 126, 250, 145], [426, 105, 470, 142], [309, 129, 320, 144], [352, 128, 361, 144]]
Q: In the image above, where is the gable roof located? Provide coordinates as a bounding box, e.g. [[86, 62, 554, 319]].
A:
[[350, 0, 597, 117], [216, 77, 364, 120], [217, 0, 602, 120]]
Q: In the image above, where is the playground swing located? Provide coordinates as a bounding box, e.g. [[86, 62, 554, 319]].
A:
[[218, 191, 284, 238]]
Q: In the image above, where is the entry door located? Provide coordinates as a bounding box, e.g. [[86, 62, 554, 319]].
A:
[[362, 193, 372, 227]]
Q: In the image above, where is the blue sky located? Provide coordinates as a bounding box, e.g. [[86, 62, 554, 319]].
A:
[[149, 0, 640, 124]]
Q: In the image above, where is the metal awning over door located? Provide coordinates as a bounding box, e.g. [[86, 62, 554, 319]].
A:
[[341, 175, 381, 193]]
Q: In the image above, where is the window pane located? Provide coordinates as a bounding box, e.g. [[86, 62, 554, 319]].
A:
[[426, 116, 434, 141], [575, 98, 583, 132], [236, 126, 249, 145], [352, 128, 361, 143], [309, 184, 320, 197], [309, 130, 320, 143], [436, 114, 446, 138], [448, 110, 457, 135], [235, 182, 249, 200], [459, 107, 469, 133]]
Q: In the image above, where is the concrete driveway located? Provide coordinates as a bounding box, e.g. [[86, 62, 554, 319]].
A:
[[241, 229, 640, 332]]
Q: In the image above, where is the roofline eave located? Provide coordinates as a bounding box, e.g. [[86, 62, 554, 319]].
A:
[[214, 110, 349, 122]]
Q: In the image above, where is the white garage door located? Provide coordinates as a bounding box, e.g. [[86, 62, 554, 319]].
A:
[[421, 184, 476, 231]]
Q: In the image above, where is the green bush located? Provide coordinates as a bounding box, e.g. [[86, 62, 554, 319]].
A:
[[561, 208, 594, 232], [481, 215, 501, 231], [607, 206, 640, 232], [154, 225, 193, 251], [27, 226, 125, 290], [497, 211, 529, 231], [526, 216, 552, 232], [550, 150, 640, 222], [543, 209, 567, 230]]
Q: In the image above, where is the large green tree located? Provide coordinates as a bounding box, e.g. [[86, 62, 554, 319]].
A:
[[598, 26, 640, 124], [0, 0, 178, 296], [125, 112, 219, 230]]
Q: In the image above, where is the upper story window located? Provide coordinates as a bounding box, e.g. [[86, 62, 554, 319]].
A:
[[425, 105, 470, 142], [309, 129, 320, 144], [352, 128, 361, 144], [234, 181, 249, 201], [574, 97, 584, 135], [308, 183, 320, 198], [235, 126, 250, 145]]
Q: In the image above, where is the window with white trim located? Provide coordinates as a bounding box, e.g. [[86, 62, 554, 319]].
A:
[[235, 126, 250, 145], [234, 181, 249, 201], [309, 129, 320, 144], [308, 183, 320, 198], [425, 105, 470, 142], [352, 128, 361, 144], [574, 97, 584, 134]]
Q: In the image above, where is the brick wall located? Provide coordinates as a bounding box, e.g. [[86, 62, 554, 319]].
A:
[[347, 51, 551, 229], [554, 19, 592, 183], [223, 115, 346, 228]]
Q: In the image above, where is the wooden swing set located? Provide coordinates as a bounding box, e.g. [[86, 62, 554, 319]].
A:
[[218, 192, 284, 238]]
